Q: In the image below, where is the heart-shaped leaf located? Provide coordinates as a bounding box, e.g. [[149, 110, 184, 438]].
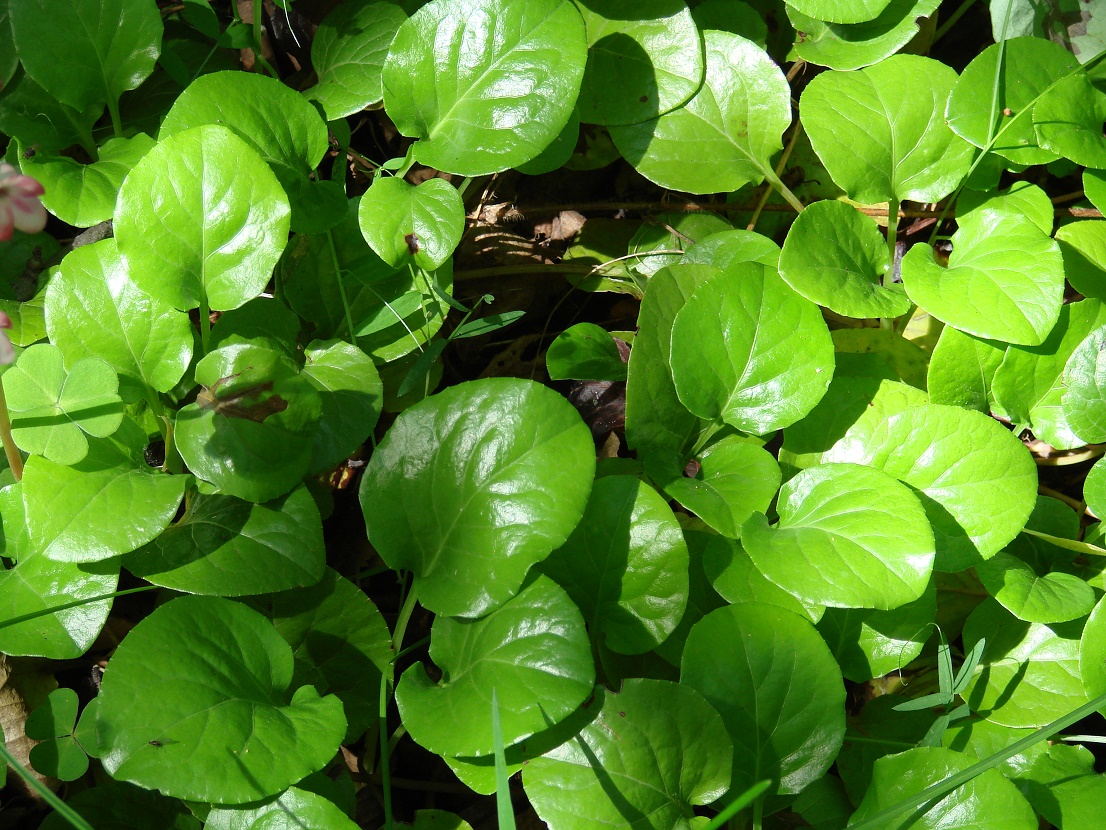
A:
[[243, 568, 393, 743], [958, 181, 1054, 233], [115, 124, 291, 312], [927, 326, 1007, 413], [358, 176, 464, 270], [524, 679, 732, 827], [573, 0, 703, 126], [778, 200, 909, 319], [823, 403, 1038, 571], [383, 0, 587, 175], [977, 551, 1095, 624], [1034, 73, 1106, 168], [46, 239, 193, 394], [308, 0, 408, 120], [1061, 323, 1106, 444], [1056, 221, 1106, 301], [205, 787, 359, 830], [396, 575, 594, 757], [946, 37, 1077, 165], [360, 377, 595, 618], [546, 323, 627, 382], [787, 0, 941, 71], [10, 0, 162, 110], [175, 344, 322, 503], [741, 463, 935, 610], [3, 343, 123, 466], [540, 475, 689, 654], [669, 263, 834, 434], [94, 595, 347, 803], [23, 418, 187, 563], [901, 213, 1064, 346], [681, 603, 846, 795], [702, 535, 821, 622], [301, 339, 383, 474], [801, 55, 973, 203], [610, 30, 791, 194], [124, 485, 325, 596], [26, 688, 89, 782]]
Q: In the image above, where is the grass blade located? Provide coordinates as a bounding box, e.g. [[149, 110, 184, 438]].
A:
[[491, 688, 516, 830]]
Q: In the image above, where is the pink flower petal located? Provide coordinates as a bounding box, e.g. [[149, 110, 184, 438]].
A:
[[0, 203, 14, 242], [0, 311, 11, 330], [0, 332, 13, 366], [10, 195, 47, 234], [12, 175, 44, 198]]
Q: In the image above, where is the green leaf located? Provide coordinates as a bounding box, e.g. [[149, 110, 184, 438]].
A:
[[397, 575, 593, 757], [683, 228, 781, 270], [610, 30, 791, 194], [23, 419, 187, 563], [702, 535, 821, 622], [160, 70, 333, 232], [1085, 456, 1106, 519], [0, 68, 101, 154], [977, 550, 1095, 624], [524, 679, 732, 827], [37, 780, 199, 830], [307, 0, 408, 120], [383, 0, 587, 175], [927, 326, 1006, 412], [656, 436, 782, 539], [681, 603, 846, 795], [800, 55, 974, 203], [94, 595, 346, 803], [3, 343, 123, 466], [22, 134, 155, 228], [124, 485, 325, 597], [540, 476, 688, 654], [1080, 594, 1106, 710], [1056, 221, 1106, 301], [412, 811, 473, 830], [962, 598, 1087, 728], [243, 568, 393, 744], [45, 239, 193, 394], [174, 344, 323, 503], [26, 689, 88, 781], [741, 463, 935, 610], [957, 181, 1054, 233], [115, 124, 291, 312], [10, 0, 162, 110], [670, 263, 834, 433], [205, 787, 359, 830], [301, 339, 383, 474], [208, 296, 301, 360], [1023, 744, 1106, 830], [1061, 323, 1106, 443], [817, 581, 936, 682], [823, 403, 1037, 571], [901, 213, 1064, 346], [832, 328, 929, 389], [1034, 73, 1106, 168], [849, 746, 1038, 829], [946, 37, 1077, 165], [573, 0, 703, 126], [360, 377, 595, 617], [1085, 168, 1106, 213], [778, 200, 910, 319], [992, 299, 1106, 449], [546, 323, 627, 382], [787, 0, 941, 71], [784, 0, 892, 25], [358, 177, 464, 270]]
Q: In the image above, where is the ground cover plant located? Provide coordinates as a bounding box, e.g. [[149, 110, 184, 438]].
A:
[[0, 0, 1106, 827]]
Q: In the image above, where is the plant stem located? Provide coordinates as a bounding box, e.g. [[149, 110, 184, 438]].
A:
[[0, 741, 94, 830], [107, 95, 124, 139], [379, 580, 419, 830], [762, 167, 804, 213], [326, 228, 359, 349], [933, 0, 979, 43], [198, 293, 211, 356], [748, 121, 804, 231], [0, 585, 158, 630], [0, 379, 23, 480]]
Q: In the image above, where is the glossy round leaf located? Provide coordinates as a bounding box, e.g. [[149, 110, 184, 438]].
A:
[[1080, 594, 1106, 709], [850, 746, 1038, 829], [205, 787, 358, 830], [741, 463, 935, 610], [243, 568, 393, 744], [1056, 221, 1106, 302], [683, 229, 781, 270], [573, 0, 703, 126], [546, 323, 627, 382], [360, 377, 595, 618], [37, 780, 199, 830], [46, 239, 193, 394], [1062, 323, 1106, 444], [1085, 168, 1106, 213], [778, 200, 909, 319], [124, 486, 325, 597], [963, 598, 1086, 728], [823, 403, 1038, 571], [669, 263, 834, 434], [95, 595, 347, 803], [308, 0, 408, 119], [524, 679, 732, 828], [801, 55, 974, 203], [9, 0, 162, 109], [175, 344, 322, 503], [1034, 73, 1106, 168], [3, 343, 123, 466], [540, 475, 688, 654], [927, 324, 1007, 412], [681, 603, 846, 795], [609, 30, 791, 194], [901, 213, 1064, 346], [977, 550, 1095, 624], [301, 339, 383, 474], [1085, 457, 1106, 519], [382, 0, 587, 175], [784, 0, 892, 25], [358, 176, 464, 270], [946, 37, 1076, 165], [396, 575, 594, 757], [787, 0, 941, 71], [702, 535, 820, 622], [958, 181, 1054, 233], [115, 124, 291, 312]]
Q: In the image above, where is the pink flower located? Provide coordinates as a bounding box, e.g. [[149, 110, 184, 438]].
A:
[[0, 310, 14, 366], [0, 163, 46, 241]]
